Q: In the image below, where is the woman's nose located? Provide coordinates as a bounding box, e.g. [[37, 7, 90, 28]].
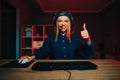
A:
[[61, 22, 66, 25]]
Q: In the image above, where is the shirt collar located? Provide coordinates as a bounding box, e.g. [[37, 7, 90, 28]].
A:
[[60, 33, 66, 36]]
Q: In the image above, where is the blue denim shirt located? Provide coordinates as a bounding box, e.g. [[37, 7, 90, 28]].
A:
[[34, 33, 94, 59]]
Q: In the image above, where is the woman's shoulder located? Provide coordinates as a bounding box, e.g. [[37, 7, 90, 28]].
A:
[[71, 34, 82, 42], [47, 33, 56, 39], [71, 34, 80, 38]]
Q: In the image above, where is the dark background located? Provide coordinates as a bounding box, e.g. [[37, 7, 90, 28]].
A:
[[0, 0, 120, 59]]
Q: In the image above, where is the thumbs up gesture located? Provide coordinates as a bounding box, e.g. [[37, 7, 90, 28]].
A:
[[80, 23, 91, 41]]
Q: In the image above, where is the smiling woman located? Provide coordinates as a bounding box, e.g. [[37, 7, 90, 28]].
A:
[[19, 11, 94, 63]]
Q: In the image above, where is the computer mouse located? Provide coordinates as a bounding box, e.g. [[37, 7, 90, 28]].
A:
[[18, 58, 28, 64]]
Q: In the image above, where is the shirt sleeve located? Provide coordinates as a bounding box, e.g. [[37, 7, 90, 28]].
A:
[[33, 37, 51, 59], [83, 41, 94, 58], [76, 36, 94, 59]]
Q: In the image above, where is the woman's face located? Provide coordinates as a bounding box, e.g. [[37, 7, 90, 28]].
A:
[[56, 16, 71, 33]]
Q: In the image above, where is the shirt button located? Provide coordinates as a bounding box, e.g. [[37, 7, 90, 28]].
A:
[[63, 40, 65, 42], [64, 55, 66, 57], [63, 46, 66, 49]]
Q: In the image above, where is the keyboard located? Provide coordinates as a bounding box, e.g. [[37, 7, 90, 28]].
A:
[[0, 60, 33, 68], [32, 61, 97, 71]]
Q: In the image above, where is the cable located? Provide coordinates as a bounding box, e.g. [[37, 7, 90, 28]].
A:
[[64, 70, 71, 80]]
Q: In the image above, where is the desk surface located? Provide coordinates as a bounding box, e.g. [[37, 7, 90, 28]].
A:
[[0, 59, 120, 80]]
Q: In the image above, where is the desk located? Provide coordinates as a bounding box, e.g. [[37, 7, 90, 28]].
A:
[[0, 59, 120, 80]]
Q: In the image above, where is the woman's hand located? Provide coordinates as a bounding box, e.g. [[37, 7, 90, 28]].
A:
[[19, 56, 35, 63], [80, 23, 91, 45]]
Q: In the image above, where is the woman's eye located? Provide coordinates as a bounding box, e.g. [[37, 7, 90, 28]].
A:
[[65, 20, 69, 23], [57, 20, 62, 22]]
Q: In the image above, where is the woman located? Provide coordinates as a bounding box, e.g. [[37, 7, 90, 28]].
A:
[[19, 11, 94, 63]]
